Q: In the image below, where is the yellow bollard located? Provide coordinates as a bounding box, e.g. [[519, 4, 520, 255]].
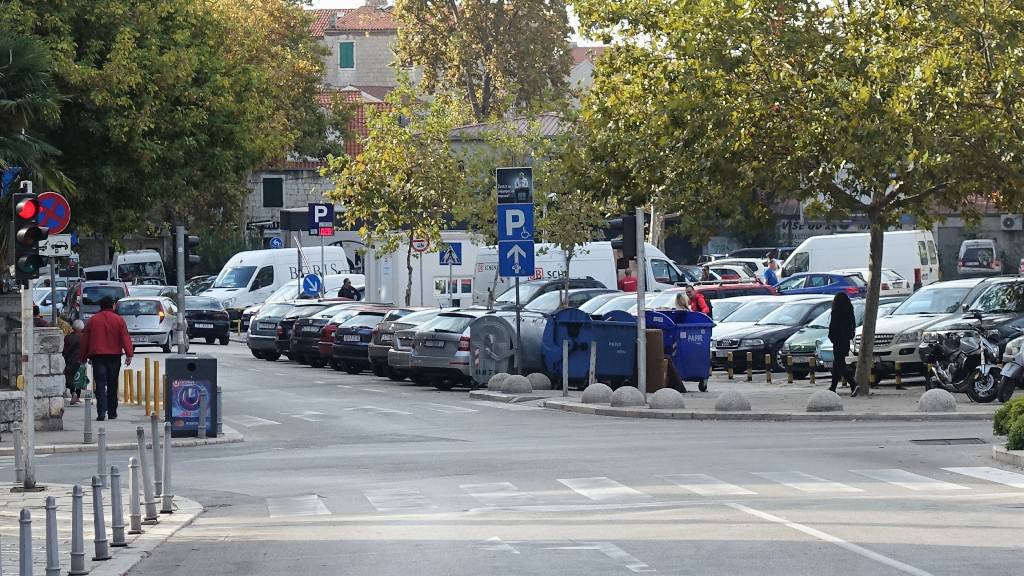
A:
[[126, 370, 134, 404], [787, 355, 794, 384], [121, 371, 128, 402], [136, 370, 143, 407], [765, 354, 772, 383], [144, 375, 151, 416], [809, 357, 816, 385], [894, 361, 903, 388], [144, 358, 151, 411], [727, 352, 734, 380], [746, 352, 753, 381]]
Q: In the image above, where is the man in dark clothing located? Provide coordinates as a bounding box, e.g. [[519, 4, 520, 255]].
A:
[[63, 320, 85, 405], [33, 305, 49, 327], [337, 278, 359, 300], [80, 296, 133, 421]]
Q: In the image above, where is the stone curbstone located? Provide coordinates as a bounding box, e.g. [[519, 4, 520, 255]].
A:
[[527, 373, 553, 390], [649, 388, 685, 409], [501, 375, 533, 395], [487, 373, 510, 392], [715, 390, 752, 412], [806, 390, 844, 412], [992, 445, 1024, 469], [610, 386, 646, 407], [0, 429, 244, 456], [581, 383, 613, 404]]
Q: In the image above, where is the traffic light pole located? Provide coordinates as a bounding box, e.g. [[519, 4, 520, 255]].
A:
[[19, 181, 37, 490], [175, 226, 187, 355]]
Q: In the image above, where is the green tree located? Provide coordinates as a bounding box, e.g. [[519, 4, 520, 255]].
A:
[[575, 0, 1024, 393], [394, 0, 574, 121], [323, 82, 469, 305]]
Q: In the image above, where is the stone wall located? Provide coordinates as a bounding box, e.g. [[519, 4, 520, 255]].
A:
[[0, 327, 66, 432]]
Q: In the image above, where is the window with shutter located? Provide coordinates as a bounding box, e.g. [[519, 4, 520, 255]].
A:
[[263, 178, 283, 208], [339, 42, 354, 69]]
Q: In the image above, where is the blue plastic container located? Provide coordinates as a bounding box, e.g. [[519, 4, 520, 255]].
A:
[[644, 309, 715, 384], [543, 308, 637, 383]]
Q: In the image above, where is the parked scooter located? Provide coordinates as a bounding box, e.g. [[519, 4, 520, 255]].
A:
[[926, 328, 1001, 400]]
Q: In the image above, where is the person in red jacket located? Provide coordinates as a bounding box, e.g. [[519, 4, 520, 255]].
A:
[[617, 269, 638, 292], [80, 296, 133, 421], [685, 284, 710, 315]]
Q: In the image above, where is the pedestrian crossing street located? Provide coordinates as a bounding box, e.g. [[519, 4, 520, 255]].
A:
[[263, 466, 1024, 517]]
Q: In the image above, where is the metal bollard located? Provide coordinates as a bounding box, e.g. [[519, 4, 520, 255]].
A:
[[45, 495, 60, 576], [161, 422, 174, 514], [895, 361, 904, 388], [561, 340, 569, 397], [746, 352, 753, 381], [20, 508, 32, 576], [13, 422, 24, 483], [217, 384, 223, 435], [97, 427, 107, 487], [151, 414, 163, 498], [83, 397, 93, 443], [198, 393, 208, 438], [588, 342, 597, 387], [765, 354, 772, 383], [136, 427, 159, 523], [128, 457, 143, 534], [787, 355, 794, 384], [727, 352, 734, 380], [110, 466, 127, 547], [122, 370, 128, 403], [91, 475, 111, 561], [809, 357, 817, 385], [69, 484, 87, 575]]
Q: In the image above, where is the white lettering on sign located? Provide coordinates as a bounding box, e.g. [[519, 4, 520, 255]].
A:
[[504, 209, 525, 237], [314, 205, 330, 222]]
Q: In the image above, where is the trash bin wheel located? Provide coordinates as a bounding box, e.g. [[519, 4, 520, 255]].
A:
[[698, 380, 707, 392]]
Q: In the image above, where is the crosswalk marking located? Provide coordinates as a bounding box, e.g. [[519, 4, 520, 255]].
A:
[[944, 466, 1024, 489], [364, 488, 437, 512], [852, 469, 968, 491], [225, 414, 281, 427], [558, 477, 649, 501], [461, 482, 537, 506], [420, 403, 478, 413], [662, 473, 756, 496], [266, 494, 330, 518], [754, 471, 863, 493], [344, 406, 413, 415]]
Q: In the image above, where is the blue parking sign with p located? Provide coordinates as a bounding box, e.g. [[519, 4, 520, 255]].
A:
[[497, 204, 534, 242]]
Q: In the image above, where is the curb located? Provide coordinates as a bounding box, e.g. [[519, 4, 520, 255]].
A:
[[993, 444, 1024, 469], [88, 496, 203, 576], [541, 399, 996, 422], [0, 428, 243, 456], [469, 390, 550, 404]]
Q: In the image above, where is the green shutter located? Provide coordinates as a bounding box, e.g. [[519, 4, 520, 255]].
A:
[[339, 42, 354, 69]]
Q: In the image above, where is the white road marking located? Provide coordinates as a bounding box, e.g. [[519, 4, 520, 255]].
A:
[[474, 537, 520, 554], [421, 402, 478, 413], [360, 388, 389, 394], [225, 415, 281, 428], [280, 411, 325, 422], [344, 406, 413, 415], [662, 473, 756, 496], [469, 401, 541, 411], [461, 482, 537, 506], [754, 471, 863, 493], [273, 372, 288, 377], [728, 503, 936, 576], [337, 385, 352, 389], [266, 494, 330, 518], [852, 469, 968, 491], [364, 488, 437, 512], [944, 466, 1024, 489], [557, 477, 649, 501], [545, 542, 655, 573]]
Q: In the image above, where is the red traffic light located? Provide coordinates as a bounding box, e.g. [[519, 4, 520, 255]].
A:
[[16, 198, 39, 220]]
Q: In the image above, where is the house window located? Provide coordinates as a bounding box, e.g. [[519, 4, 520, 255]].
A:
[[339, 42, 354, 69], [263, 178, 283, 208]]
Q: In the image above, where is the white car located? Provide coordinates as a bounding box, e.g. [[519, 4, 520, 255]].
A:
[[711, 258, 769, 281], [115, 296, 180, 352], [831, 268, 912, 296]]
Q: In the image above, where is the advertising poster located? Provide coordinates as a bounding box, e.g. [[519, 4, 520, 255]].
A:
[[496, 167, 533, 204], [167, 377, 216, 437]]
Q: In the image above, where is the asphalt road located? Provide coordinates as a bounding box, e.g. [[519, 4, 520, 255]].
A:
[[32, 342, 1024, 575]]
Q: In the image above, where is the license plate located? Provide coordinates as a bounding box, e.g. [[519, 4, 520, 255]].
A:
[[195, 323, 214, 329], [423, 340, 446, 348], [715, 350, 731, 358], [302, 326, 321, 333], [343, 334, 360, 342], [791, 356, 809, 365], [258, 322, 276, 331], [380, 334, 394, 343], [132, 336, 147, 343]]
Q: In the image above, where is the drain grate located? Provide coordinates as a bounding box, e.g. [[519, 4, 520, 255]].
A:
[[910, 438, 986, 445]]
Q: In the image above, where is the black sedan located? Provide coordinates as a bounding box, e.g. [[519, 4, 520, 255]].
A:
[[184, 296, 231, 345], [712, 297, 832, 371]]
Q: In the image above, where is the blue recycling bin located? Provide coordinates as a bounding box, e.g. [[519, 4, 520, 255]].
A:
[[644, 309, 715, 388], [543, 308, 637, 384]]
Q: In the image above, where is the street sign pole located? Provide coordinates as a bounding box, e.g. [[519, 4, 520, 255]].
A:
[[635, 207, 647, 396], [20, 181, 36, 490], [175, 226, 187, 355], [49, 258, 57, 325], [514, 277, 522, 375], [320, 234, 325, 296]]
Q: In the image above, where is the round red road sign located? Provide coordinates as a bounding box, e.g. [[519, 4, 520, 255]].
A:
[[411, 238, 429, 252], [37, 192, 72, 235]]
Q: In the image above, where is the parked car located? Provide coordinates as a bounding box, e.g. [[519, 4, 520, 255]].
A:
[[34, 287, 67, 317], [775, 272, 866, 297], [409, 309, 489, 390], [781, 230, 939, 288], [728, 246, 796, 261], [919, 277, 1024, 367], [957, 239, 1001, 278], [704, 264, 757, 282], [365, 308, 428, 378], [831, 268, 912, 296], [289, 303, 364, 366], [577, 292, 631, 319], [711, 297, 803, 344], [711, 258, 769, 281], [649, 284, 778, 312], [815, 300, 904, 369], [588, 293, 657, 317], [689, 295, 771, 323], [184, 296, 231, 345], [246, 302, 296, 361], [712, 296, 833, 370], [115, 297, 179, 352], [492, 278, 607, 310], [387, 309, 451, 384], [331, 308, 395, 374], [697, 253, 728, 264], [185, 275, 214, 296], [129, 285, 176, 298], [275, 302, 340, 360], [318, 306, 369, 367], [523, 288, 618, 315], [62, 280, 130, 323], [855, 277, 993, 375]]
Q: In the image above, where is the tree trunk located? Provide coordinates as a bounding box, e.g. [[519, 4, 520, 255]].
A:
[[404, 234, 414, 307], [562, 250, 573, 306], [853, 217, 885, 396]]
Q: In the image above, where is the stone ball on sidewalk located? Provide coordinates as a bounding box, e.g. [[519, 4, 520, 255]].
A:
[[806, 390, 843, 412], [649, 388, 685, 409], [527, 373, 553, 390], [501, 375, 533, 394], [918, 388, 957, 412], [714, 390, 752, 411], [487, 373, 510, 391], [581, 382, 613, 404], [610, 386, 647, 408]]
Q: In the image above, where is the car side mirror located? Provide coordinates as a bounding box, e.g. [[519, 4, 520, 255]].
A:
[[962, 304, 970, 312]]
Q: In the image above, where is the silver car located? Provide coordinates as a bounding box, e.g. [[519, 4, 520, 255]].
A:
[[409, 309, 488, 390], [115, 297, 179, 352]]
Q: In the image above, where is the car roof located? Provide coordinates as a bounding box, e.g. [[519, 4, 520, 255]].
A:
[[116, 296, 168, 302]]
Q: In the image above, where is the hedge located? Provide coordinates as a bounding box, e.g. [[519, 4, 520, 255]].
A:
[[994, 397, 1024, 450]]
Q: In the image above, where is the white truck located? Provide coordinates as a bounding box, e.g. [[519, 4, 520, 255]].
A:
[[780, 230, 940, 287]]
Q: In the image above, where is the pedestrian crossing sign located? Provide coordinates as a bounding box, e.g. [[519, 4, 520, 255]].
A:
[[439, 243, 462, 266]]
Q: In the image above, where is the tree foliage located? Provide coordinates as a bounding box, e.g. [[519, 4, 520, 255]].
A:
[[394, 0, 574, 121], [575, 0, 1024, 393]]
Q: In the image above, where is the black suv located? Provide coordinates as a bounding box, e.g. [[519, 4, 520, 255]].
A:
[[918, 277, 1024, 364], [492, 278, 607, 310]]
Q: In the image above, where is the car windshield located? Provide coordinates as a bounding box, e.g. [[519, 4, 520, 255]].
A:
[[968, 282, 1024, 313], [116, 300, 161, 316], [341, 313, 386, 328], [117, 262, 164, 282], [578, 293, 624, 314], [892, 286, 971, 315], [285, 304, 330, 319], [495, 284, 544, 304], [649, 291, 684, 309], [712, 301, 747, 322], [329, 310, 360, 324], [420, 313, 477, 334], [213, 266, 256, 289], [757, 302, 820, 326], [808, 302, 866, 328], [82, 286, 126, 305], [395, 309, 444, 326], [265, 281, 299, 304], [257, 303, 293, 319], [525, 291, 574, 313], [185, 297, 223, 311], [777, 276, 807, 290], [724, 301, 784, 323]]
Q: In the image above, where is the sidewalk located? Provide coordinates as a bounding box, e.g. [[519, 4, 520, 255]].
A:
[[0, 481, 201, 576]]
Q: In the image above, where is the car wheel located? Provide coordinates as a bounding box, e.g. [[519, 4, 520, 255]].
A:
[[309, 357, 327, 369], [205, 336, 215, 345], [219, 336, 230, 346], [344, 364, 362, 375], [297, 354, 312, 366], [770, 346, 787, 372], [386, 368, 405, 382], [411, 375, 431, 386], [264, 352, 280, 362], [331, 360, 345, 372], [251, 349, 265, 360], [371, 364, 386, 378], [433, 380, 455, 391]]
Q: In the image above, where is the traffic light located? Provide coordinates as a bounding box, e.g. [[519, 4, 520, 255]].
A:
[[184, 233, 200, 275], [12, 193, 49, 287]]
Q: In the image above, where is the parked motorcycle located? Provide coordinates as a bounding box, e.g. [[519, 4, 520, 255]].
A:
[[926, 328, 1002, 400], [998, 342, 1024, 403]]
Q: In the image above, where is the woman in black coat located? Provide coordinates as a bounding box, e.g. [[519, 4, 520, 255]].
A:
[[828, 292, 858, 395]]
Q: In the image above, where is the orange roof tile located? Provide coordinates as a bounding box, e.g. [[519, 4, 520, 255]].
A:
[[334, 5, 398, 31], [571, 46, 606, 65]]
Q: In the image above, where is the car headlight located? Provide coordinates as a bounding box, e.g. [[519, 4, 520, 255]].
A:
[[1006, 341, 1022, 357], [922, 331, 939, 343], [894, 330, 922, 345], [743, 338, 766, 347], [223, 298, 236, 309]]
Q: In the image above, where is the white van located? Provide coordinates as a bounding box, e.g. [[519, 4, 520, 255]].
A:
[[112, 250, 167, 285], [204, 247, 350, 315], [957, 239, 1001, 277], [781, 230, 939, 287], [472, 241, 686, 306]]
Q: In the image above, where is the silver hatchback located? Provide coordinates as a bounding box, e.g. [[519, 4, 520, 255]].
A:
[[115, 297, 179, 352], [409, 310, 488, 390]]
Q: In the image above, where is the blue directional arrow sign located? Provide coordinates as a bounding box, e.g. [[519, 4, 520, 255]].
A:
[[269, 237, 283, 249], [302, 273, 323, 297], [498, 241, 535, 277]]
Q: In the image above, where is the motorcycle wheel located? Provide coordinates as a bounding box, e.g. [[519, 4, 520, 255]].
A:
[[965, 367, 1000, 403], [997, 375, 1017, 403]]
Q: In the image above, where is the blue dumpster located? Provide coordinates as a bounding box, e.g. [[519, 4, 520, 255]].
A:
[[644, 309, 715, 391], [543, 308, 637, 385]]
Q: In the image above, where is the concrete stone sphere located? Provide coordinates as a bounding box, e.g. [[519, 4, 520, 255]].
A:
[[649, 388, 686, 409], [501, 375, 533, 394], [527, 372, 553, 390], [918, 388, 957, 412], [806, 390, 844, 412], [487, 372, 510, 391], [610, 386, 647, 408], [581, 382, 614, 404], [714, 390, 752, 412]]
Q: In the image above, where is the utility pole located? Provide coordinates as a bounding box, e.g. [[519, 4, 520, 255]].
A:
[[635, 207, 647, 396]]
